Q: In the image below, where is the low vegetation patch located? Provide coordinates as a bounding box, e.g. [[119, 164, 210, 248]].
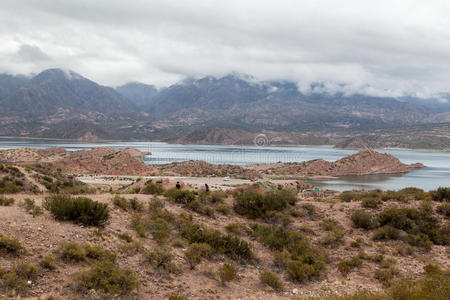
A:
[[259, 270, 283, 291], [0, 235, 23, 255], [0, 196, 14, 206], [112, 195, 143, 212], [77, 260, 138, 295], [251, 223, 326, 282], [180, 221, 253, 262], [43, 195, 109, 226], [338, 256, 362, 276], [233, 188, 297, 220]]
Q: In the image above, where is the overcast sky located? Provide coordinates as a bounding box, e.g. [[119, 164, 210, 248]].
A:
[[1, 0, 450, 97]]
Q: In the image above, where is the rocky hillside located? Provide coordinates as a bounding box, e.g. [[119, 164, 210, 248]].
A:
[[0, 147, 157, 176], [0, 178, 449, 299], [0, 69, 135, 119], [247, 150, 424, 177]]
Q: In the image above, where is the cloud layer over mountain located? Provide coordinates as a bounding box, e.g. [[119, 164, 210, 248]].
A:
[[1, 0, 450, 97]]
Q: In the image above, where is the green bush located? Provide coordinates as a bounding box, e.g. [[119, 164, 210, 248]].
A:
[[351, 210, 377, 229], [233, 189, 296, 219], [431, 187, 450, 202], [141, 181, 164, 195], [131, 214, 171, 243], [21, 198, 42, 216], [185, 243, 214, 269], [339, 191, 363, 202], [218, 262, 237, 285], [361, 197, 382, 208], [180, 222, 253, 262], [259, 270, 283, 291], [148, 197, 165, 210], [39, 255, 56, 270], [216, 203, 232, 215], [43, 195, 109, 227], [437, 202, 450, 217], [112, 195, 143, 212], [77, 260, 138, 295], [0, 196, 14, 206], [58, 242, 87, 262], [377, 204, 446, 246], [338, 256, 362, 276], [164, 188, 196, 204], [251, 223, 326, 282], [147, 248, 178, 274], [118, 233, 133, 243], [319, 219, 345, 248], [372, 226, 401, 241], [2, 261, 39, 292], [0, 235, 23, 255], [374, 266, 400, 285]]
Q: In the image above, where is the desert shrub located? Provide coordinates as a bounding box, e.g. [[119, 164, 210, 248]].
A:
[[225, 223, 249, 236], [185, 243, 214, 269], [0, 178, 22, 193], [233, 189, 296, 219], [148, 197, 165, 210], [43, 195, 109, 227], [21, 198, 42, 216], [0, 235, 23, 255], [319, 219, 345, 248], [431, 187, 450, 202], [2, 261, 39, 292], [251, 223, 326, 282], [374, 266, 400, 285], [118, 233, 133, 243], [381, 190, 408, 202], [0, 196, 14, 206], [112, 195, 143, 212], [300, 203, 317, 217], [259, 270, 283, 291], [141, 181, 164, 195], [112, 195, 129, 210], [84, 244, 116, 262], [180, 222, 253, 262], [146, 248, 178, 274], [377, 204, 447, 246], [339, 191, 363, 202], [218, 262, 237, 285], [168, 294, 186, 300], [120, 240, 143, 255], [338, 257, 362, 276], [77, 260, 138, 295], [351, 210, 377, 229], [216, 203, 232, 215], [131, 214, 171, 243], [361, 197, 382, 208], [198, 190, 227, 203], [39, 255, 56, 270], [437, 202, 450, 217], [372, 226, 401, 241], [164, 188, 196, 204], [58, 242, 86, 262]]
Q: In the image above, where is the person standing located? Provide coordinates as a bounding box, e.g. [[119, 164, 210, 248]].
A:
[[205, 183, 210, 192], [176, 181, 181, 189]]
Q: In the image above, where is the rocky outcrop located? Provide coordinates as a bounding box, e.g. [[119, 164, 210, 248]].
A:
[[0, 147, 157, 176], [248, 150, 424, 177]]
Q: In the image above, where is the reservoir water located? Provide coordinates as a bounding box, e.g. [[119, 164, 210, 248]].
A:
[[0, 139, 448, 191]]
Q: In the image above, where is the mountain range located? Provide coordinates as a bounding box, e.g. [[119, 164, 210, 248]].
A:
[[0, 68, 449, 148]]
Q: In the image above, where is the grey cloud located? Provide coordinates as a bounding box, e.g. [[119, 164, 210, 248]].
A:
[[14, 44, 51, 62], [0, 0, 450, 97]]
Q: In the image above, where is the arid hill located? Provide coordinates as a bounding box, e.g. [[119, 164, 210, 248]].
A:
[[0, 147, 157, 176], [247, 150, 424, 177]]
